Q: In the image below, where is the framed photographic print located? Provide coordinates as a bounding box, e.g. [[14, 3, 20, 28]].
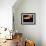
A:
[[21, 13, 36, 25]]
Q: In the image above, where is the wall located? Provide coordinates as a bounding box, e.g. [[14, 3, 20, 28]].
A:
[[41, 0, 46, 46], [13, 0, 41, 46], [0, 0, 17, 30]]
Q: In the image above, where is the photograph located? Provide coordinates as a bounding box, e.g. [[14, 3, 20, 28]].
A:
[[0, 0, 46, 46], [23, 14, 33, 22]]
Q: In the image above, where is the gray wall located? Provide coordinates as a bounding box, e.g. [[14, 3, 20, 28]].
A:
[[0, 0, 17, 29], [13, 0, 41, 46]]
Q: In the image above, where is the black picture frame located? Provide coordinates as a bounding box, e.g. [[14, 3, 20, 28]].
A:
[[21, 13, 36, 25]]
